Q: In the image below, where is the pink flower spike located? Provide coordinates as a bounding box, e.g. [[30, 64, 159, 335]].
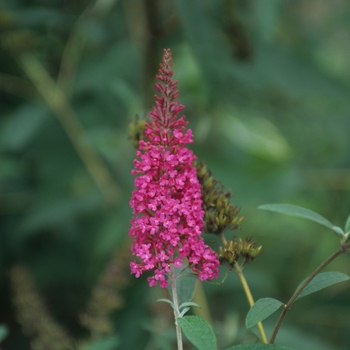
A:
[[128, 48, 219, 288]]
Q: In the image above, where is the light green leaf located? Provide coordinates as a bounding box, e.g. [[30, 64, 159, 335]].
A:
[[179, 307, 190, 317], [246, 298, 284, 328], [258, 204, 344, 237], [345, 215, 350, 233], [179, 301, 200, 310], [295, 272, 350, 301], [156, 298, 174, 307], [79, 336, 119, 350], [0, 325, 9, 343], [224, 344, 294, 350], [178, 302, 200, 317], [177, 315, 217, 350], [219, 113, 292, 161]]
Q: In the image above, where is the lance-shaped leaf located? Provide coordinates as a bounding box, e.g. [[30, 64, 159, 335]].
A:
[[258, 204, 344, 238], [246, 298, 284, 329], [295, 271, 350, 301], [224, 344, 294, 350], [177, 315, 217, 350], [345, 215, 350, 233]]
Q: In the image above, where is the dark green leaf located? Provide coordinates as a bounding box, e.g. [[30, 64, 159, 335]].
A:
[[177, 315, 217, 350], [295, 272, 350, 301], [246, 298, 284, 328]]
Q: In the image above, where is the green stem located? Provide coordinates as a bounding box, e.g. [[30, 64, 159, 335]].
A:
[[18, 53, 119, 205], [233, 262, 268, 344], [57, 0, 115, 95], [270, 242, 350, 344], [169, 265, 183, 350]]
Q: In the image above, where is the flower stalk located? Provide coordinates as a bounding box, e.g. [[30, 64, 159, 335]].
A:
[[169, 265, 184, 350], [128, 48, 266, 347], [128, 49, 219, 287]]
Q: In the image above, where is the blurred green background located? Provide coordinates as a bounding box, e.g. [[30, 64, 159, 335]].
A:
[[1, 0, 350, 349]]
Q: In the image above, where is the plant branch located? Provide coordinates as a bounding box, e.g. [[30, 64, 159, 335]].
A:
[[57, 0, 117, 95], [19, 53, 119, 205], [270, 242, 350, 344]]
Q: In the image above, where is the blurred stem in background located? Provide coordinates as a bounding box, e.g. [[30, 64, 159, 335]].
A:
[[57, 0, 118, 95], [19, 53, 120, 205], [0, 0, 122, 205]]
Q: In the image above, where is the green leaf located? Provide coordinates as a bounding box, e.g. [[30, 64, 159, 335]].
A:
[[78, 336, 119, 350], [246, 298, 284, 328], [177, 315, 217, 350], [258, 204, 344, 237], [295, 272, 350, 301], [345, 215, 350, 233], [224, 344, 294, 350], [179, 301, 200, 309], [219, 112, 292, 161], [156, 298, 174, 307], [0, 325, 9, 343], [179, 307, 190, 317], [0, 104, 48, 152]]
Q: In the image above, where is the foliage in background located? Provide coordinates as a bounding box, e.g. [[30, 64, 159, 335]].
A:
[[1, 0, 350, 349]]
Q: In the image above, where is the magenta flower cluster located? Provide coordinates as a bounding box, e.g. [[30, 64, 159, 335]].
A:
[[129, 49, 219, 288]]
